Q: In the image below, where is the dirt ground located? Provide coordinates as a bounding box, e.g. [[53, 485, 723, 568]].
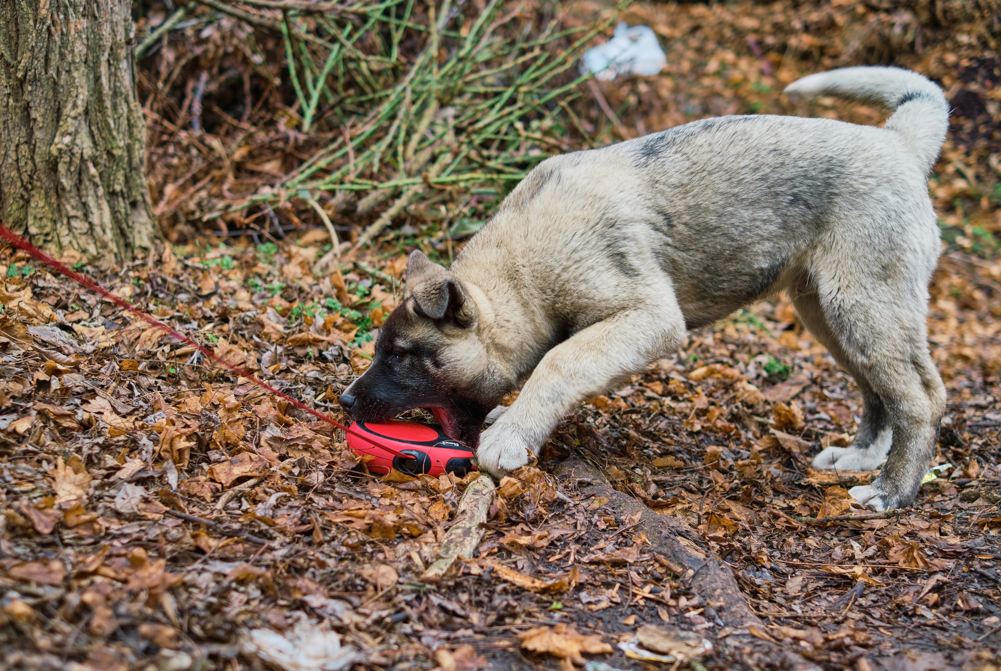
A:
[[1, 1, 1000, 670]]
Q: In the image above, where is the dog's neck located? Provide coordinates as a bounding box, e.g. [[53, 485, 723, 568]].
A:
[[455, 269, 557, 390]]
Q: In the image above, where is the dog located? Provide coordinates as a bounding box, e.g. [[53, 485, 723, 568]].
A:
[[339, 66, 949, 511]]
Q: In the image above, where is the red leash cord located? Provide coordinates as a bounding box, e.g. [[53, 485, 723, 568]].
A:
[[0, 222, 414, 461]]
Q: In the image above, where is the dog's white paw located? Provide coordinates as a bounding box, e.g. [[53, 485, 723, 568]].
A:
[[812, 446, 849, 469], [475, 426, 532, 478], [812, 446, 885, 471], [848, 485, 889, 511]]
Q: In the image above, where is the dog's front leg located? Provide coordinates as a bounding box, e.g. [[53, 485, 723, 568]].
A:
[[476, 303, 685, 477]]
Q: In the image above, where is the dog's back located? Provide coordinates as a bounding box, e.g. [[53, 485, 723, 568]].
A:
[[455, 67, 948, 331]]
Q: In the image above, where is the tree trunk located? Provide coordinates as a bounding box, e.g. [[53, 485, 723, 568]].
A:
[[0, 0, 158, 264]]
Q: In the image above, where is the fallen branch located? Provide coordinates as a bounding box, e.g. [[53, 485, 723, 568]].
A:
[[164, 509, 270, 546], [136, 5, 190, 59], [216, 476, 266, 511], [421, 475, 496, 582], [795, 510, 902, 526]]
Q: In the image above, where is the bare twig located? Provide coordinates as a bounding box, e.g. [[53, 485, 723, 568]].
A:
[[795, 509, 902, 525], [164, 509, 270, 545], [215, 476, 266, 511], [587, 78, 630, 140], [136, 6, 190, 59]]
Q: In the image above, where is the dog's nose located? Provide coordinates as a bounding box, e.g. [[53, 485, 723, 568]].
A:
[[339, 392, 357, 410]]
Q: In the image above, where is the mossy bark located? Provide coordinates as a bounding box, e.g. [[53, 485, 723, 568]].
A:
[[0, 0, 158, 264]]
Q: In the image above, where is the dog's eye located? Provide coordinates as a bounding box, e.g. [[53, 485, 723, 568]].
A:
[[390, 349, 407, 362]]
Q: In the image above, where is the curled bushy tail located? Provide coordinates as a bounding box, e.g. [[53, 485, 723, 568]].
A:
[[785, 66, 949, 175]]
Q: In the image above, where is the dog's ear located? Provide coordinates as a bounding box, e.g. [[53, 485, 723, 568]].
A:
[[404, 250, 445, 295], [405, 251, 475, 328]]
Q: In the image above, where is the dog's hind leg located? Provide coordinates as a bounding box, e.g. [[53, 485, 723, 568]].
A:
[[475, 285, 687, 478], [795, 263, 945, 510], [792, 288, 893, 471]]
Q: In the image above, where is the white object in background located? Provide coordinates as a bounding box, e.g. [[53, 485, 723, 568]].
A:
[[581, 23, 667, 81]]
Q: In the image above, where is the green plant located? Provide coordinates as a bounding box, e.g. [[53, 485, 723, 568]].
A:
[[763, 355, 791, 380], [203, 0, 619, 251], [970, 226, 999, 257], [256, 242, 279, 260]]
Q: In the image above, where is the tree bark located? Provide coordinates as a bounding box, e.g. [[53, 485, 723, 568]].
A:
[[0, 0, 158, 264]]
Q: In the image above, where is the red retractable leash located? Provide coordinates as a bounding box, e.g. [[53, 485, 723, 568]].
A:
[[0, 223, 476, 477]]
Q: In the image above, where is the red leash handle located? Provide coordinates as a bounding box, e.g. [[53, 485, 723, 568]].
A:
[[0, 222, 414, 461]]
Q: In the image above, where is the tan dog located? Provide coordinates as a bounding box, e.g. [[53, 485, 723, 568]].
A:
[[340, 66, 949, 511]]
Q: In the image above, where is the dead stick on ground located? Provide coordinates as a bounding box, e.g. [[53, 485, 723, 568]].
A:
[[216, 476, 266, 511], [352, 152, 453, 251], [421, 475, 496, 582], [795, 510, 902, 525], [164, 509, 270, 546]]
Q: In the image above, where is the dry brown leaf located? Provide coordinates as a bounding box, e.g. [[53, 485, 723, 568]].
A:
[[20, 503, 58, 535], [497, 476, 525, 498], [7, 559, 66, 586], [518, 623, 612, 665], [652, 456, 685, 469], [50, 456, 92, 505], [887, 538, 950, 571], [486, 561, 579, 593], [816, 486, 854, 519], [207, 452, 270, 487], [771, 429, 811, 455], [434, 644, 489, 671], [772, 401, 805, 431], [360, 563, 399, 590], [585, 544, 641, 564]]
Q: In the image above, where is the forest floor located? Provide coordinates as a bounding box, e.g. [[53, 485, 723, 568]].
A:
[[1, 1, 1000, 670]]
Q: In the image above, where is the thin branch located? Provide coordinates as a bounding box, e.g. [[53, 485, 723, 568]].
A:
[[795, 509, 903, 525], [164, 509, 271, 545]]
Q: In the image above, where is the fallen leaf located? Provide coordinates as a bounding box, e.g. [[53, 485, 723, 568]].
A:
[[50, 457, 92, 505], [114, 483, 147, 514], [652, 456, 685, 469], [21, 504, 59, 535], [518, 623, 612, 665], [785, 575, 805, 596], [585, 544, 641, 564], [887, 537, 950, 571], [208, 452, 270, 487], [241, 617, 361, 671], [636, 625, 712, 659], [497, 476, 525, 499], [434, 645, 489, 671], [772, 401, 804, 431], [114, 458, 146, 481], [359, 564, 398, 590], [487, 562, 579, 593], [7, 560, 66, 586], [7, 414, 33, 434], [816, 486, 854, 519]]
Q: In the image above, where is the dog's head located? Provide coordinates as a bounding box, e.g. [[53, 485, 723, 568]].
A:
[[338, 251, 505, 446]]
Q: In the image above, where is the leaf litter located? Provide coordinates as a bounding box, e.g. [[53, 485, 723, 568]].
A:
[[1, 0, 1000, 669]]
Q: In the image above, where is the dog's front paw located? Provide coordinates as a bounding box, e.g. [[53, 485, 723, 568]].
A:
[[475, 426, 532, 478], [812, 446, 885, 471], [848, 484, 893, 511]]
